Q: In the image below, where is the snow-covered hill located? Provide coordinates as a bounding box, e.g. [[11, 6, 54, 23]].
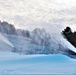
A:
[[0, 51, 76, 74], [4, 34, 32, 54], [0, 31, 76, 57], [0, 21, 76, 57], [0, 33, 14, 51]]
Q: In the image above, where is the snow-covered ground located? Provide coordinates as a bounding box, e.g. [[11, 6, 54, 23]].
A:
[[0, 51, 76, 74], [0, 27, 76, 74]]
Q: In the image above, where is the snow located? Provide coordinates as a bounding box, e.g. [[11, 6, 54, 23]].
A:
[[0, 33, 13, 51], [0, 32, 76, 55], [0, 29, 76, 74], [65, 39, 76, 53], [0, 51, 76, 74], [0, 33, 13, 47]]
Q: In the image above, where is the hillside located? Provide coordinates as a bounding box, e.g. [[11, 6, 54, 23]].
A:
[[0, 33, 13, 51], [0, 21, 76, 57]]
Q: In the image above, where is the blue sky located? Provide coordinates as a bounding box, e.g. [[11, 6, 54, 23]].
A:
[[0, 0, 76, 31]]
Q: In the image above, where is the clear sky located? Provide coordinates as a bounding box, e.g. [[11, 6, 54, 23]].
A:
[[0, 0, 76, 31]]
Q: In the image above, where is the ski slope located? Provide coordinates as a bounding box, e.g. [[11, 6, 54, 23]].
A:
[[0, 51, 76, 74]]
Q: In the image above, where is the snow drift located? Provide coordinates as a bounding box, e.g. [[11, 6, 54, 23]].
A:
[[0, 51, 76, 74]]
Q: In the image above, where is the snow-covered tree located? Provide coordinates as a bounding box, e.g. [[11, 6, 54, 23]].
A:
[[0, 21, 16, 35], [30, 28, 51, 54], [16, 29, 30, 38]]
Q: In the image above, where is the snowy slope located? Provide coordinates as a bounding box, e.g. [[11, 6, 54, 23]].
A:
[[1, 33, 76, 55], [4, 34, 32, 54], [0, 51, 76, 74], [0, 33, 14, 51]]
